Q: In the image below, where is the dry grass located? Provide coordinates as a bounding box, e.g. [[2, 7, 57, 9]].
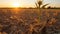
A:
[[0, 8, 60, 34]]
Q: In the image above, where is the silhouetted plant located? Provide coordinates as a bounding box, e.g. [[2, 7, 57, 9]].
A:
[[35, 0, 42, 8], [42, 4, 49, 8], [35, 0, 49, 8]]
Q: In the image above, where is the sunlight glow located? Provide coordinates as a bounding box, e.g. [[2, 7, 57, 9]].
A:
[[0, 0, 60, 7], [11, 2, 20, 7]]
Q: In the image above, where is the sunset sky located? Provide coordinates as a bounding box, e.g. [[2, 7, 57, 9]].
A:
[[0, 0, 60, 7]]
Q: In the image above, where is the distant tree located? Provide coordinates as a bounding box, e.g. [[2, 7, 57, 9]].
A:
[[47, 6, 52, 9]]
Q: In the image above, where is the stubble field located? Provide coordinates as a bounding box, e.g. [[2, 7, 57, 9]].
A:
[[0, 8, 60, 34]]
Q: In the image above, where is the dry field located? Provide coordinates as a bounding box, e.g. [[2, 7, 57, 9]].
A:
[[0, 8, 60, 34]]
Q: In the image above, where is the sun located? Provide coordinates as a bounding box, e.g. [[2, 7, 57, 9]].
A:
[[12, 2, 20, 7]]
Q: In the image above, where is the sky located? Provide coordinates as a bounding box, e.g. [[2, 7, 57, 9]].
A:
[[0, 0, 60, 7]]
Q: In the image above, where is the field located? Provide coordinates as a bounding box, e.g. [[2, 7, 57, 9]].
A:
[[0, 8, 60, 34]]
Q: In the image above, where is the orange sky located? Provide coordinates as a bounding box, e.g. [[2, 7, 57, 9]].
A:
[[0, 0, 60, 7]]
